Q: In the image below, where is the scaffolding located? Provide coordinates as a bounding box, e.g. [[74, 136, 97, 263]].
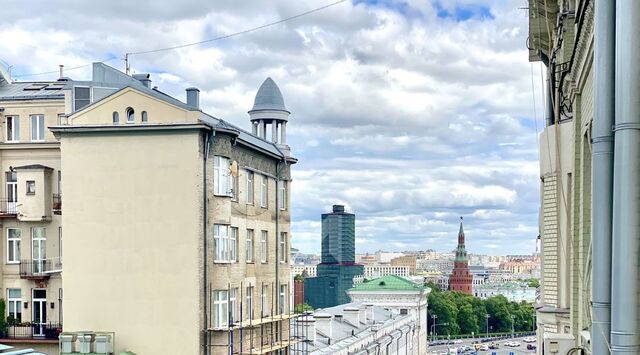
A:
[[206, 279, 310, 355]]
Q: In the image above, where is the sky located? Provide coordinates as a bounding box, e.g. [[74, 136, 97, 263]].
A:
[[1, 0, 544, 255]]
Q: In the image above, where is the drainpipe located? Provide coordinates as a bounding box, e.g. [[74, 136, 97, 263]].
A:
[[203, 129, 214, 355], [592, 0, 615, 354], [611, 1, 640, 353], [537, 51, 554, 127]]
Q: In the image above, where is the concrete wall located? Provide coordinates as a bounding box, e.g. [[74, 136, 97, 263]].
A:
[[60, 129, 203, 355]]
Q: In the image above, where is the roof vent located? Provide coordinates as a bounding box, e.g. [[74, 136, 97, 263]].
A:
[[379, 281, 386, 286]]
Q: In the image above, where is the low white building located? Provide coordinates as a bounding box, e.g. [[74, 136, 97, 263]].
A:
[[292, 264, 318, 277], [364, 265, 411, 278]]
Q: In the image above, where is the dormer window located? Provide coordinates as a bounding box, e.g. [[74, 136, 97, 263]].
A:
[[126, 107, 135, 123], [141, 111, 148, 123], [112, 112, 119, 124]]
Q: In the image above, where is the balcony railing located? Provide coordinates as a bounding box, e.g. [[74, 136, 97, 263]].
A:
[[0, 198, 17, 216], [53, 193, 62, 215], [19, 257, 62, 279], [3, 322, 62, 340]]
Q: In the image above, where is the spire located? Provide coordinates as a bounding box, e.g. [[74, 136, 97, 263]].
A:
[[455, 216, 468, 262], [459, 216, 464, 236]]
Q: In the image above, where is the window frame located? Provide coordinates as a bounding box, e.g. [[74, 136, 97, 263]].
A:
[[214, 156, 231, 196], [246, 170, 254, 205], [261, 230, 268, 263], [6, 116, 19, 143], [212, 290, 229, 329], [6, 228, 20, 264], [230, 227, 238, 263], [7, 288, 22, 323], [260, 175, 268, 208], [26, 180, 36, 195], [279, 284, 286, 314], [246, 229, 254, 263], [73, 86, 91, 111], [213, 224, 230, 263], [141, 111, 148, 123], [126, 107, 135, 123], [230, 288, 238, 323], [112, 111, 119, 124], [261, 285, 268, 317], [30, 114, 45, 142], [246, 286, 254, 320], [279, 232, 287, 263], [278, 180, 287, 210]]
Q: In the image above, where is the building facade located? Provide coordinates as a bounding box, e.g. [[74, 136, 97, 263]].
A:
[[49, 66, 296, 354], [448, 218, 472, 294], [390, 255, 417, 274], [304, 205, 364, 309]]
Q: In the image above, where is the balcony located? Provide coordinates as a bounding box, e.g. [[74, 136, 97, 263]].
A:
[[52, 193, 61, 215], [2, 322, 62, 341], [19, 258, 62, 280], [0, 198, 18, 217]]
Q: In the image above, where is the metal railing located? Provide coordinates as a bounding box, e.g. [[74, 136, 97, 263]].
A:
[[19, 257, 63, 277], [53, 193, 62, 214], [4, 322, 62, 340], [0, 198, 17, 215]]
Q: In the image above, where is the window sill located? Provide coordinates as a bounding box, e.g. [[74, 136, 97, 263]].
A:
[[6, 261, 19, 265], [26, 193, 35, 196], [30, 140, 45, 143], [5, 141, 19, 144], [246, 261, 254, 264], [214, 194, 232, 198]]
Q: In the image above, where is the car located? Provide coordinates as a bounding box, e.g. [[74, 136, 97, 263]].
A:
[[479, 344, 489, 351], [523, 336, 536, 343], [453, 339, 463, 344], [489, 342, 500, 349], [527, 344, 537, 350]]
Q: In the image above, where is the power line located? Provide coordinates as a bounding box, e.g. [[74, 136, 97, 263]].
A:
[[12, 0, 348, 79]]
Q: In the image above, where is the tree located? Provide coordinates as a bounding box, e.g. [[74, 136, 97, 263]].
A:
[[527, 278, 540, 288], [294, 303, 313, 313]]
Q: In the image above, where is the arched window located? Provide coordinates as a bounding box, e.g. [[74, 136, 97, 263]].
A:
[[126, 107, 134, 123], [112, 112, 119, 124], [141, 111, 148, 123]]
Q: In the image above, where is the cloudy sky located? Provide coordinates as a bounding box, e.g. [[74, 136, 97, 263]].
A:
[[2, 0, 544, 255]]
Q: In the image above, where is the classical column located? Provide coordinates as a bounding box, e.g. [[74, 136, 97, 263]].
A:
[[272, 120, 278, 143], [281, 122, 287, 144]]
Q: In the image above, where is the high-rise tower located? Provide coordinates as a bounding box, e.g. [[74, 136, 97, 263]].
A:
[[449, 217, 473, 294]]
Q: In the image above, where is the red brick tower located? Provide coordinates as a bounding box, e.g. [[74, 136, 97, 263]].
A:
[[449, 217, 473, 294]]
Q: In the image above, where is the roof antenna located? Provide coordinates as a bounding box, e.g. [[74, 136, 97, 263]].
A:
[[124, 53, 131, 75]]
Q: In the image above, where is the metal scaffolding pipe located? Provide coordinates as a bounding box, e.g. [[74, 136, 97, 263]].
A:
[[592, 0, 616, 354], [612, 1, 640, 352]]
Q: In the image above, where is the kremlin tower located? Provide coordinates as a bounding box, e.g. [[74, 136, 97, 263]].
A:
[[449, 217, 473, 294]]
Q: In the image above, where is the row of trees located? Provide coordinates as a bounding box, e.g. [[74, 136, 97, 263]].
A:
[[427, 283, 535, 337]]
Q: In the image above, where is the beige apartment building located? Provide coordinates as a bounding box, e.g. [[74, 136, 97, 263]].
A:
[[0, 63, 297, 354], [390, 255, 417, 274]]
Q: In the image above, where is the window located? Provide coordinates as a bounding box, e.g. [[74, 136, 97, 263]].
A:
[[278, 180, 287, 210], [230, 227, 238, 262], [246, 286, 254, 320], [126, 107, 135, 123], [7, 229, 20, 263], [7, 289, 21, 323], [74, 87, 91, 111], [230, 288, 238, 323], [57, 113, 64, 126], [214, 156, 230, 196], [230, 172, 239, 201], [141, 111, 148, 123], [213, 224, 230, 262], [112, 112, 119, 124], [31, 228, 46, 274], [400, 309, 408, 315], [30, 115, 45, 141], [26, 181, 35, 195], [6, 116, 19, 142], [6, 171, 17, 206], [213, 290, 228, 328], [246, 229, 254, 262], [246, 170, 254, 204], [279, 232, 287, 263], [261, 231, 268, 263], [279, 284, 286, 314], [260, 175, 268, 208], [261, 285, 268, 317]]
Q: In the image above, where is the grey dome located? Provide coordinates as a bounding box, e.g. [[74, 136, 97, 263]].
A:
[[250, 77, 289, 112]]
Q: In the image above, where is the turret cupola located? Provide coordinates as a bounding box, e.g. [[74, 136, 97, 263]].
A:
[[249, 77, 291, 155]]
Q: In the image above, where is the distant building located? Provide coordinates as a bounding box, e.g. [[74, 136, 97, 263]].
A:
[[474, 282, 537, 303], [364, 265, 411, 278], [304, 205, 364, 308], [448, 218, 472, 294], [292, 264, 318, 277], [390, 255, 417, 274], [375, 251, 405, 263], [291, 301, 420, 354]]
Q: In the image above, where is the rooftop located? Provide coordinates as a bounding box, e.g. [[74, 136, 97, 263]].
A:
[[250, 77, 289, 112], [348, 275, 427, 292]]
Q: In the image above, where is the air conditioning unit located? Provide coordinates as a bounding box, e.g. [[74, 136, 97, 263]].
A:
[[543, 333, 575, 355], [78, 333, 96, 354], [59, 333, 77, 353], [95, 334, 113, 354]]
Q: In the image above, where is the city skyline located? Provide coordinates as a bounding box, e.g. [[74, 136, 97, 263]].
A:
[[1, 1, 540, 256]]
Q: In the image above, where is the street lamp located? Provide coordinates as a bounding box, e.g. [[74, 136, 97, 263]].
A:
[[431, 314, 438, 342], [511, 315, 516, 338], [485, 314, 490, 339]]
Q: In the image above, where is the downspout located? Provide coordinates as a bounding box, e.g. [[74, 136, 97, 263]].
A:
[[592, 0, 615, 353], [537, 51, 555, 126], [611, 1, 640, 353], [203, 129, 214, 355]]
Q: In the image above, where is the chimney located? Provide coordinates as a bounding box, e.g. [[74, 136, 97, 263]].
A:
[[364, 303, 375, 324], [133, 73, 151, 88], [314, 312, 333, 339], [59, 65, 64, 79], [186, 87, 200, 109], [343, 307, 361, 327], [297, 315, 316, 343]]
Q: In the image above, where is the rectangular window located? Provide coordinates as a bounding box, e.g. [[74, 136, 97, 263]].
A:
[[230, 172, 239, 201], [6, 171, 17, 207], [246, 229, 254, 262], [260, 175, 268, 208], [230, 227, 238, 262], [31, 227, 46, 274], [246, 170, 254, 204], [246, 286, 254, 320], [279, 232, 287, 263], [213, 290, 228, 328], [7, 289, 21, 323], [278, 180, 287, 210], [230, 288, 238, 324], [261, 285, 268, 317], [213, 224, 230, 262], [213, 156, 230, 196], [26, 181, 35, 195], [6, 116, 19, 142], [7, 228, 20, 263], [279, 284, 286, 314], [261, 231, 268, 263], [30, 115, 45, 142], [74, 87, 91, 111]]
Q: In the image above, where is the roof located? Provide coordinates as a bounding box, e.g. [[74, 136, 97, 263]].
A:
[[12, 164, 54, 170], [250, 77, 289, 112], [349, 275, 426, 292], [0, 81, 67, 101]]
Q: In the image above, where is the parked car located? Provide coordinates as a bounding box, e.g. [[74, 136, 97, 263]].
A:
[[523, 336, 536, 343], [489, 342, 500, 349], [453, 339, 463, 344], [479, 344, 489, 351], [527, 344, 537, 350]]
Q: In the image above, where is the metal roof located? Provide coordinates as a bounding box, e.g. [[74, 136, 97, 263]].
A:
[[250, 77, 289, 112], [349, 275, 426, 292], [0, 81, 67, 101]]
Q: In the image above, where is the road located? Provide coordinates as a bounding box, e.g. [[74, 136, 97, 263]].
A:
[[428, 335, 536, 354]]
